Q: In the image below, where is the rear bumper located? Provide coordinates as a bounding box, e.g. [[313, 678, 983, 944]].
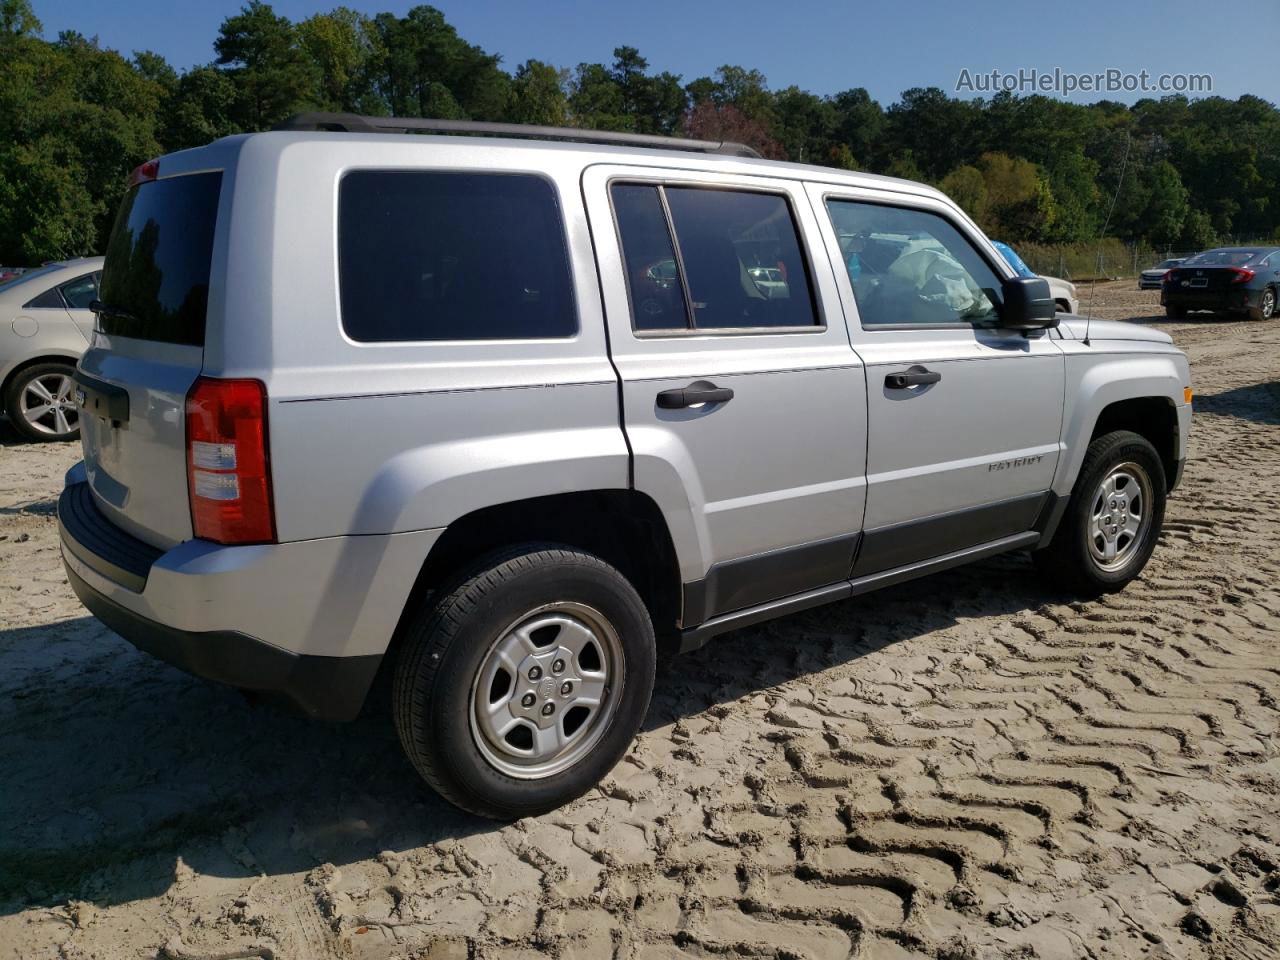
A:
[[1161, 287, 1253, 311], [64, 563, 379, 721], [58, 473, 441, 721]]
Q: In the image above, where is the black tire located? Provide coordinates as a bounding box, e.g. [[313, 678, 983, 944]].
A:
[[1164, 304, 1186, 319], [393, 543, 656, 820], [3, 361, 80, 442], [1248, 287, 1276, 322], [1034, 430, 1167, 596]]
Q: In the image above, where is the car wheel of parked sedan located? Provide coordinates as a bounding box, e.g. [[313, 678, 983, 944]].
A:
[[3, 362, 80, 442], [1034, 430, 1167, 597], [1165, 304, 1186, 319], [1250, 287, 1276, 321], [393, 543, 656, 820]]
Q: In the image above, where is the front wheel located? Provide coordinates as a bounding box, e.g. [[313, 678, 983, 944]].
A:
[[4, 362, 80, 442], [1034, 430, 1167, 596], [393, 544, 656, 819]]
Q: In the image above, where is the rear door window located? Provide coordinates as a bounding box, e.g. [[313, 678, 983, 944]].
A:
[[338, 171, 576, 342], [611, 183, 818, 332], [665, 187, 818, 330], [98, 172, 222, 345]]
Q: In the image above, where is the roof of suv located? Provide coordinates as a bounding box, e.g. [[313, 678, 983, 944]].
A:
[[176, 113, 949, 209]]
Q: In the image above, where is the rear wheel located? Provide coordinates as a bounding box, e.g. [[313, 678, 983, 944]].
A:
[[1034, 430, 1166, 596], [1249, 287, 1276, 321], [3, 362, 80, 442], [393, 544, 656, 819], [1164, 304, 1186, 319]]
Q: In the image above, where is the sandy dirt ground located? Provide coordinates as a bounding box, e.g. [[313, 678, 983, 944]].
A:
[[2, 280, 1279, 960]]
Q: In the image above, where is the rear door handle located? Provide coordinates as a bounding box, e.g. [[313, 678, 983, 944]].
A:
[[885, 365, 942, 389], [656, 381, 734, 409]]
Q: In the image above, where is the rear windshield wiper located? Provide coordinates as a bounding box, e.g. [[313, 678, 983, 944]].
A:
[[89, 299, 139, 322]]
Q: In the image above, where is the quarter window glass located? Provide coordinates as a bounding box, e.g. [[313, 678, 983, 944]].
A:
[[339, 171, 576, 342], [24, 286, 64, 309], [59, 273, 98, 309], [826, 200, 1003, 327], [610, 184, 689, 331], [665, 187, 817, 329]]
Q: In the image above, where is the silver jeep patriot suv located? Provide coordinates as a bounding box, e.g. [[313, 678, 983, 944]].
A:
[[59, 114, 1192, 819]]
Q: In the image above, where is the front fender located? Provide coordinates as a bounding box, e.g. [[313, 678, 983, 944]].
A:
[[1056, 350, 1190, 496]]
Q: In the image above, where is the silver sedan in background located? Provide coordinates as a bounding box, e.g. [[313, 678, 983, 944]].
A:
[[0, 257, 104, 441], [1140, 258, 1185, 290]]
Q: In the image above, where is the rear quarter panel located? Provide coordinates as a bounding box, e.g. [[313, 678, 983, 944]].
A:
[[212, 135, 628, 542]]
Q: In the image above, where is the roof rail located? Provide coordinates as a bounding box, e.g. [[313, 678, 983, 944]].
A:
[[274, 112, 763, 159]]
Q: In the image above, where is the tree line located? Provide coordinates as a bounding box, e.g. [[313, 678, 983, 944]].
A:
[[2, 0, 1277, 265]]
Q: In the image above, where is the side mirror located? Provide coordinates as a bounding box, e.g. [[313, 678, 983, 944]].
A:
[[999, 276, 1058, 331]]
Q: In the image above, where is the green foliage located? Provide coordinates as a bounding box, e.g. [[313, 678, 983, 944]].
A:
[[508, 60, 568, 126], [0, 0, 40, 36], [939, 165, 988, 222], [215, 1, 319, 128], [368, 6, 508, 121], [1, 1, 1278, 263], [0, 21, 162, 262], [297, 7, 376, 111], [973, 152, 1057, 241]]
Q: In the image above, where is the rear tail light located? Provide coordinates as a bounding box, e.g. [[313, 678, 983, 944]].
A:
[[1162, 269, 1175, 283], [185, 377, 275, 544], [128, 159, 159, 188], [1229, 267, 1254, 284]]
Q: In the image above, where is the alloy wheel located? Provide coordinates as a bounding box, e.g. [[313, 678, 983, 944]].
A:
[[469, 601, 623, 779], [19, 372, 78, 438]]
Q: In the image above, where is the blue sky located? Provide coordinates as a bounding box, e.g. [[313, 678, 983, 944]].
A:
[[38, 0, 1274, 106]]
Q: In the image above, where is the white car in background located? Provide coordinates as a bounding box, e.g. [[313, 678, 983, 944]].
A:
[[0, 257, 104, 441], [1139, 258, 1185, 290]]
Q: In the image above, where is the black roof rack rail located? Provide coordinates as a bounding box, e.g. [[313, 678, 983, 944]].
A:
[[274, 112, 763, 159]]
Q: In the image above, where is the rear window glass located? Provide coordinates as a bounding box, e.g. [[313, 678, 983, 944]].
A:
[[98, 172, 222, 346], [338, 171, 576, 342], [3, 264, 61, 294], [1183, 249, 1262, 266]]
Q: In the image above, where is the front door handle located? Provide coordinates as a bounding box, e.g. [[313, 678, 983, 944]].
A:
[[656, 381, 734, 409], [885, 365, 942, 389]]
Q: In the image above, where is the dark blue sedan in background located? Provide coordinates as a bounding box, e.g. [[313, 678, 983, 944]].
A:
[[1161, 247, 1279, 320]]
